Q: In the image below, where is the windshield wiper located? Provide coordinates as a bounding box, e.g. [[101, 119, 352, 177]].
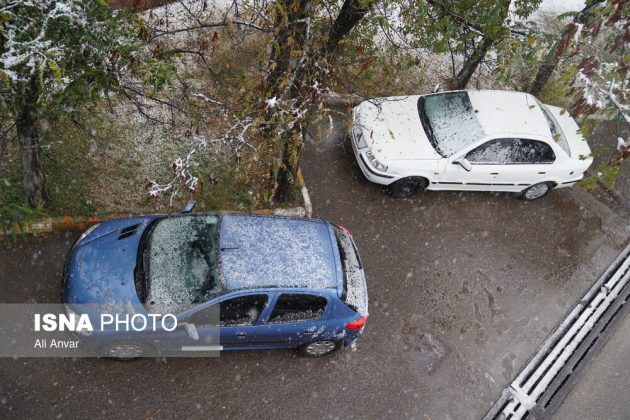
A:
[[135, 218, 161, 302]]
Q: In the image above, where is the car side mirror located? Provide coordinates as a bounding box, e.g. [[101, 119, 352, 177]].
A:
[[453, 158, 472, 172], [180, 323, 199, 340], [181, 200, 197, 213]]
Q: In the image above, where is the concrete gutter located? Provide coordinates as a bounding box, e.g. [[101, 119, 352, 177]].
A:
[[3, 168, 313, 236]]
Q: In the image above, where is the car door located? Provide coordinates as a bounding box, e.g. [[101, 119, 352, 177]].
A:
[[467, 138, 556, 188], [255, 292, 330, 348], [182, 293, 271, 350], [438, 139, 511, 190], [440, 138, 556, 191]]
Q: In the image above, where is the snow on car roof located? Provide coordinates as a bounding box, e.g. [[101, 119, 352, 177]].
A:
[[219, 215, 339, 291], [467, 90, 552, 139]]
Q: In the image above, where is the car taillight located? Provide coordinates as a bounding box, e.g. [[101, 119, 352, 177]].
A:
[[338, 224, 352, 236], [345, 315, 367, 330]]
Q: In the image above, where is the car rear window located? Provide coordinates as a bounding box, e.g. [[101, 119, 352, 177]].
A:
[[267, 294, 327, 324], [334, 227, 368, 316], [538, 102, 571, 157]]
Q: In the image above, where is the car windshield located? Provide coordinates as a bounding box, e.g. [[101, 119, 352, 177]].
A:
[[145, 215, 223, 312], [419, 92, 486, 157], [538, 100, 571, 157]]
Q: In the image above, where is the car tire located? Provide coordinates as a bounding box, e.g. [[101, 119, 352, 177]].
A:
[[99, 342, 150, 361], [297, 340, 342, 357], [387, 177, 428, 198], [519, 182, 553, 201]]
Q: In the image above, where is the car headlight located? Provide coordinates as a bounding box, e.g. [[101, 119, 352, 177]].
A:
[[365, 150, 388, 172], [77, 223, 100, 243], [352, 127, 368, 149]]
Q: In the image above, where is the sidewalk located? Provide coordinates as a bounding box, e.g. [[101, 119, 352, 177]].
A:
[[555, 311, 630, 420]]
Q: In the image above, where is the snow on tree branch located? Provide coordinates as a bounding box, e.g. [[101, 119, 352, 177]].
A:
[[570, 0, 629, 119]]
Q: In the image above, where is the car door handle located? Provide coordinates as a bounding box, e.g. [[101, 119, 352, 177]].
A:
[[538, 172, 546, 174], [235, 331, 247, 336], [490, 172, 499, 175]]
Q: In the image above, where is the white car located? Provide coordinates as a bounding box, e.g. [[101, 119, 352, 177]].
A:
[[350, 90, 593, 200]]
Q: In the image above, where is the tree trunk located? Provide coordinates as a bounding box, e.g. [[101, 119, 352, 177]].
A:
[[266, 0, 310, 204], [16, 78, 48, 208], [273, 133, 304, 203], [268, 0, 372, 203], [451, 35, 494, 89], [450, 0, 510, 90], [528, 0, 604, 96], [265, 0, 310, 97], [324, 0, 373, 58], [528, 40, 563, 96]]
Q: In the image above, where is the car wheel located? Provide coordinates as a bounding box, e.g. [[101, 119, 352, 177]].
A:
[[387, 177, 428, 198], [298, 340, 342, 357], [520, 182, 553, 200], [100, 343, 148, 361]]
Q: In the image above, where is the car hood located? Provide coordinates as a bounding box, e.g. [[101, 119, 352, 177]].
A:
[[354, 96, 442, 161], [63, 216, 157, 304]]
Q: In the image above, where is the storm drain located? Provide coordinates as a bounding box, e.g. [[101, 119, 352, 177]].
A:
[[484, 244, 630, 420]]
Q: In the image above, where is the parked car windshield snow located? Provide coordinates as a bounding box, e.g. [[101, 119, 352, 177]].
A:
[[145, 215, 223, 311], [419, 92, 486, 157]]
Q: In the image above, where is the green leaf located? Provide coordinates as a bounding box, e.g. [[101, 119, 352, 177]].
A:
[[0, 70, 9, 86], [46, 60, 62, 80]]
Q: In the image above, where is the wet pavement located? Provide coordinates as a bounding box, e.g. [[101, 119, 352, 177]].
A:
[[0, 133, 626, 419]]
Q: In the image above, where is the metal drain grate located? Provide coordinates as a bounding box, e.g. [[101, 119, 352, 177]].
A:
[[484, 244, 630, 420]]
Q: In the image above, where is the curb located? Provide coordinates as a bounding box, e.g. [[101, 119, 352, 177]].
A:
[[4, 208, 310, 236], [296, 167, 313, 218], [3, 168, 313, 236]]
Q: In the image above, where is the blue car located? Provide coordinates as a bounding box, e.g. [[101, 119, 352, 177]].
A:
[[62, 209, 368, 358]]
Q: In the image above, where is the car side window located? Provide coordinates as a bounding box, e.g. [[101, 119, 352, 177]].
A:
[[465, 139, 513, 164], [516, 139, 556, 163], [466, 138, 555, 164], [186, 294, 268, 326], [267, 294, 327, 324]]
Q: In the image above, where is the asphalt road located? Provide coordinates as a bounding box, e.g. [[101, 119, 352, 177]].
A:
[[0, 133, 625, 419]]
